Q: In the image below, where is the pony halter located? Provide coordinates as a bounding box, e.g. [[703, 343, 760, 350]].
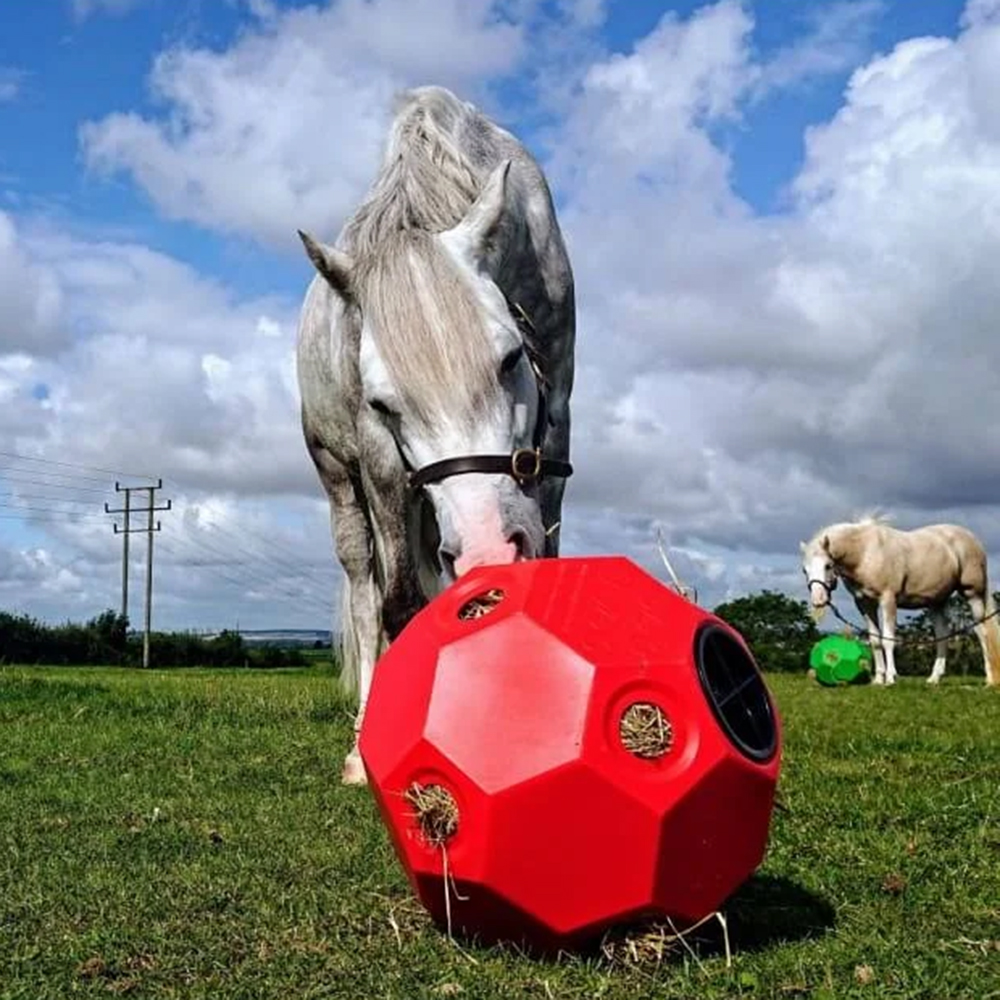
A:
[[407, 300, 573, 492]]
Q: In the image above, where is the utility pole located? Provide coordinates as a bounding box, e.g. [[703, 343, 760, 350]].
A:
[[106, 480, 172, 667], [116, 484, 131, 620]]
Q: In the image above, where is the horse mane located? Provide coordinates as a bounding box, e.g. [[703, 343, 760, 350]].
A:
[[853, 509, 892, 527], [341, 87, 500, 425], [343, 87, 482, 256]]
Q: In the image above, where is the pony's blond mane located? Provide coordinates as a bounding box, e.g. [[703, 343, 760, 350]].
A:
[[805, 510, 892, 551]]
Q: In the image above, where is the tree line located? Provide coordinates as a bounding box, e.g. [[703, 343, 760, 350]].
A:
[[713, 589, 989, 677], [1, 591, 989, 675], [0, 609, 312, 669]]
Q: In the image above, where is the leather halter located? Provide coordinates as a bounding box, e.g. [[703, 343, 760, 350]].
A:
[[406, 300, 573, 492]]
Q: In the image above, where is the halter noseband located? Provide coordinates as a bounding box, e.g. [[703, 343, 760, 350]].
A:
[[406, 299, 573, 492]]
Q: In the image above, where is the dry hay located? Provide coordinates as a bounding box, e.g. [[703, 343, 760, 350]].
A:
[[600, 912, 729, 969], [457, 588, 505, 620], [404, 782, 459, 846], [600, 922, 685, 965], [619, 702, 673, 759]]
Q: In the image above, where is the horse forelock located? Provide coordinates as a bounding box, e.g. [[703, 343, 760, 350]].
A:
[[355, 231, 501, 425], [342, 89, 508, 427]]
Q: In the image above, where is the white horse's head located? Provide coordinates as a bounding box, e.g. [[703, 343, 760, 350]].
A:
[[301, 162, 559, 587], [800, 534, 838, 621]]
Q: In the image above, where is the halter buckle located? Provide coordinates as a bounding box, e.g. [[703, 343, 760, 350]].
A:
[[511, 448, 542, 482]]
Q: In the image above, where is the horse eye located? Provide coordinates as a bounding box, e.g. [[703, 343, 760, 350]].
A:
[[500, 346, 523, 375], [368, 399, 394, 417]]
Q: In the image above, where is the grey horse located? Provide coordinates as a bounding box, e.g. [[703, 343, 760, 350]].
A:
[[296, 86, 576, 783]]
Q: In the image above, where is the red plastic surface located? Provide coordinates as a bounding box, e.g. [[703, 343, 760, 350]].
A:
[[358, 556, 782, 952]]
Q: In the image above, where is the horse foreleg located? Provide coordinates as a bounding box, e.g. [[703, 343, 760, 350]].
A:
[[857, 597, 886, 684], [928, 608, 949, 685], [340, 586, 381, 785], [310, 444, 384, 786]]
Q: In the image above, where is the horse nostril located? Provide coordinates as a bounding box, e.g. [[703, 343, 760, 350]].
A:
[[508, 531, 528, 559], [439, 549, 458, 579]]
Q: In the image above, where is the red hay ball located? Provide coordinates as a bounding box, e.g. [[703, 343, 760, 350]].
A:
[[358, 556, 782, 953]]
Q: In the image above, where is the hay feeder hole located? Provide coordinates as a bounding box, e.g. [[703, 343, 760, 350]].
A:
[[619, 702, 674, 759], [458, 588, 505, 621], [405, 782, 459, 847]]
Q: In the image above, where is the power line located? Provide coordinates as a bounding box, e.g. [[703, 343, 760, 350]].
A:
[[0, 452, 338, 626], [1, 492, 106, 506], [0, 468, 114, 489], [0, 510, 105, 521], [0, 449, 159, 482], [182, 515, 335, 593], [0, 499, 106, 516], [156, 529, 333, 618]]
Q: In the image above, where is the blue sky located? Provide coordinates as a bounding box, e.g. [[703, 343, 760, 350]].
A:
[[1, 0, 969, 298], [3, 0, 999, 630]]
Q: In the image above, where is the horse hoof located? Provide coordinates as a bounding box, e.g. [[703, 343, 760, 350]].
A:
[[341, 755, 368, 786]]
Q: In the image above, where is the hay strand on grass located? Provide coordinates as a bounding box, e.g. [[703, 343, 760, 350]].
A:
[[619, 702, 673, 759], [457, 589, 505, 620], [600, 911, 729, 969], [404, 782, 459, 846]]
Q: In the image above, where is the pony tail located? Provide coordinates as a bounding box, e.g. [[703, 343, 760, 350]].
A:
[[980, 588, 1000, 686]]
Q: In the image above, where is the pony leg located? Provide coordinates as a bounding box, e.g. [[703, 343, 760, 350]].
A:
[[927, 608, 948, 685], [879, 595, 898, 685], [968, 591, 1000, 687], [858, 598, 886, 684]]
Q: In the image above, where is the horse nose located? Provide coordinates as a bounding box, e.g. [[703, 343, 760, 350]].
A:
[[508, 530, 529, 561], [452, 540, 519, 578]]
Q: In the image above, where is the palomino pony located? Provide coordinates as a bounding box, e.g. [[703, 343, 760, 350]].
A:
[[296, 87, 575, 783], [801, 517, 1000, 687]]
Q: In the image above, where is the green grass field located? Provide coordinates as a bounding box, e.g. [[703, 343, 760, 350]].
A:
[[1, 666, 997, 999]]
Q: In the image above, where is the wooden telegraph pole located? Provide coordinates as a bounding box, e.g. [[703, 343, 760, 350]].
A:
[[106, 480, 172, 667]]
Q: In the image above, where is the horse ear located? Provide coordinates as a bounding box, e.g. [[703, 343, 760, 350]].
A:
[[298, 230, 353, 299], [447, 159, 511, 260], [821, 534, 831, 552], [799, 541, 807, 554]]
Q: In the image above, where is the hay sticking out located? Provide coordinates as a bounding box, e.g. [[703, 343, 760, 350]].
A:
[[620, 702, 673, 759], [404, 782, 459, 846], [457, 588, 505, 620]]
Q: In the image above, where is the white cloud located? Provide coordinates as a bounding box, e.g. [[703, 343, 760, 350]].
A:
[[0, 210, 344, 629], [753, 0, 885, 96], [13, 0, 1000, 625], [0, 212, 67, 357], [0, 67, 24, 102], [12, 227, 309, 496], [80, 0, 525, 247], [543, 0, 1000, 605]]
